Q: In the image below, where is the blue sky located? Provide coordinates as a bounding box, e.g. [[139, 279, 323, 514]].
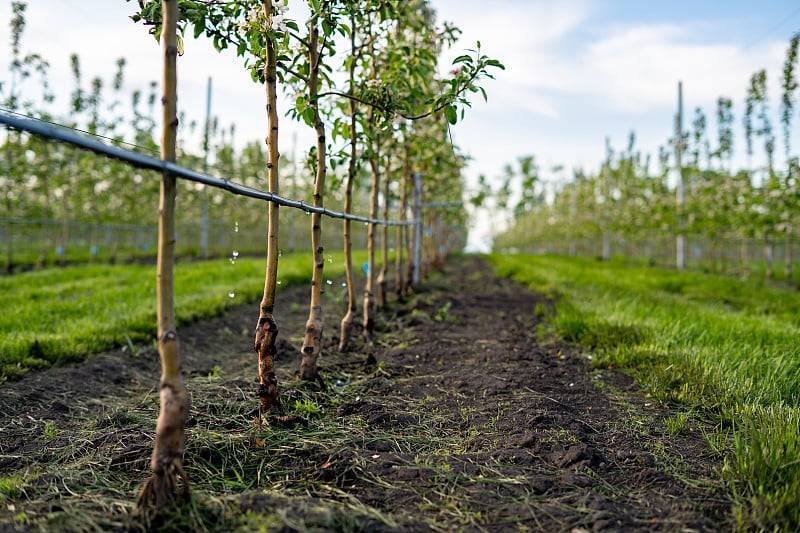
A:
[[2, 1, 800, 249]]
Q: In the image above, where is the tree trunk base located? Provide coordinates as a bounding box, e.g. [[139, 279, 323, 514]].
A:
[[378, 278, 387, 310], [338, 312, 353, 352], [137, 456, 189, 512], [301, 317, 324, 387], [254, 317, 280, 413]]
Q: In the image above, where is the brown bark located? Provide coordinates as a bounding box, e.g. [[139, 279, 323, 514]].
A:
[[377, 151, 391, 309], [363, 131, 380, 344], [254, 12, 282, 414], [395, 136, 410, 299], [300, 24, 326, 386], [138, 0, 189, 511], [339, 16, 357, 353]]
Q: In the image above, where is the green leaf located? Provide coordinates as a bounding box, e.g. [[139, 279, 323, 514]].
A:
[[303, 107, 316, 126], [445, 104, 457, 125], [192, 18, 204, 39]]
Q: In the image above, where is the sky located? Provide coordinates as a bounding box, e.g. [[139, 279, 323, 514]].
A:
[[3, 1, 800, 251]]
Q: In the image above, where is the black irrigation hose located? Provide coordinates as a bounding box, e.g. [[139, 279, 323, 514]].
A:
[[0, 109, 415, 227]]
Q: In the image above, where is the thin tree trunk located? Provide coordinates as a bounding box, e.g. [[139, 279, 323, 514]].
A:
[[741, 238, 750, 278], [602, 233, 611, 262], [377, 151, 390, 309], [300, 24, 326, 386], [395, 137, 409, 300], [253, 18, 281, 414], [339, 16, 357, 353], [138, 0, 189, 510], [37, 152, 51, 269], [363, 131, 380, 344]]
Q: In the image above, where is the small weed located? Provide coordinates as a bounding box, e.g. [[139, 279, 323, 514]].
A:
[[701, 424, 731, 459], [208, 364, 220, 378], [436, 460, 452, 474], [0, 476, 27, 502], [435, 301, 453, 322], [43, 420, 58, 440], [665, 411, 691, 436], [294, 398, 322, 418]]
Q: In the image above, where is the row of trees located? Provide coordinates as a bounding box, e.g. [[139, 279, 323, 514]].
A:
[[0, 3, 375, 269], [494, 32, 800, 281], [2, 0, 501, 512], [0, 0, 498, 511]]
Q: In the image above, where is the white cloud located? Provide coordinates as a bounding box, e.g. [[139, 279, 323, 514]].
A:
[[581, 23, 787, 113]]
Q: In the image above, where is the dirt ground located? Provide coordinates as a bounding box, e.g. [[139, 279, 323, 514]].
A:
[[0, 255, 730, 532]]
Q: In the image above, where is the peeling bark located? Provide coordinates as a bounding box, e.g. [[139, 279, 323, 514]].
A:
[[254, 11, 282, 415], [254, 315, 279, 412]]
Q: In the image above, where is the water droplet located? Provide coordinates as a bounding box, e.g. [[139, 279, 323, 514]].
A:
[[304, 210, 311, 216], [278, 250, 282, 257], [327, 256, 333, 263], [234, 222, 239, 233], [228, 291, 236, 298], [341, 282, 347, 287], [277, 280, 282, 285], [229, 258, 236, 265], [232, 250, 239, 258], [326, 279, 332, 285]]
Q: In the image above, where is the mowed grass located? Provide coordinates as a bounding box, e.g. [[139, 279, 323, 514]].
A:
[[488, 253, 800, 531], [0, 252, 356, 381]]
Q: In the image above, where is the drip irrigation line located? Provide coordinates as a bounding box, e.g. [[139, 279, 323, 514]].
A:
[[0, 108, 159, 155], [0, 110, 414, 227]]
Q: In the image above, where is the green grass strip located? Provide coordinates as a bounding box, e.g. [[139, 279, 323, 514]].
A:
[[0, 251, 362, 381], [488, 253, 800, 531]]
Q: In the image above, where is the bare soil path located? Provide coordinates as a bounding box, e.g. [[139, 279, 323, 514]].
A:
[[0, 255, 730, 532]]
